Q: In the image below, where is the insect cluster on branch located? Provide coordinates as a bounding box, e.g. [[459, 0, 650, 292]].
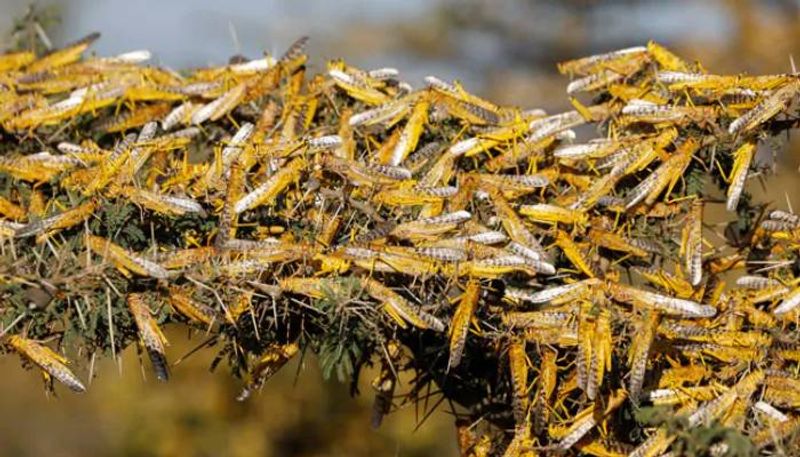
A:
[[1, 33, 800, 456]]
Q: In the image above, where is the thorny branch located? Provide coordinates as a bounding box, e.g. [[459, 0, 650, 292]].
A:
[[0, 28, 799, 456]]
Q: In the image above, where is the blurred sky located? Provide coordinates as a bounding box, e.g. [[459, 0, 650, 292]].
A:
[[3, 0, 795, 106], [1, 1, 799, 456]]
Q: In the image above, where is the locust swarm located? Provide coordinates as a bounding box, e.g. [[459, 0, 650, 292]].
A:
[[1, 34, 800, 456]]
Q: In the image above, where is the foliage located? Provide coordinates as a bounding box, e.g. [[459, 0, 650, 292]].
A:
[[1, 17, 800, 457]]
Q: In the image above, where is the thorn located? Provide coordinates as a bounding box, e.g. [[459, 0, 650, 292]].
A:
[[228, 20, 241, 55], [0, 312, 27, 339], [33, 21, 52, 50], [105, 287, 120, 376], [88, 351, 96, 385]]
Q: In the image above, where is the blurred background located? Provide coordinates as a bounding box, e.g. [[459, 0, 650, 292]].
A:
[[0, 1, 799, 456]]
